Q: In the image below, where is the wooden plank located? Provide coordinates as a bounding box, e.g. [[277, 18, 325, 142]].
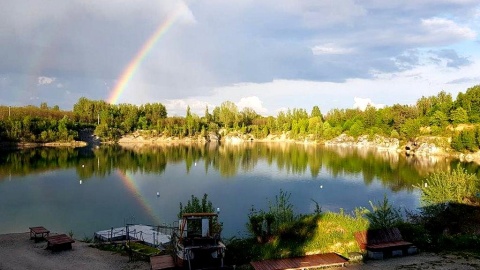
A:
[[251, 253, 347, 270], [150, 255, 175, 270]]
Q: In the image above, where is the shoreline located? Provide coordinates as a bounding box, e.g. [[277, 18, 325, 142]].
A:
[[1, 232, 479, 270], [3, 132, 480, 164]]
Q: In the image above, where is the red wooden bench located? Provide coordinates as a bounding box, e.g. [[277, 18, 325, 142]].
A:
[[45, 234, 75, 251], [29, 226, 50, 242], [354, 227, 417, 259]]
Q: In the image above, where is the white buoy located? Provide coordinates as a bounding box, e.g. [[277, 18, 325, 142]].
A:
[[79, 180, 82, 185], [156, 192, 160, 197], [320, 185, 323, 189], [82, 164, 84, 168], [195, 162, 197, 166]]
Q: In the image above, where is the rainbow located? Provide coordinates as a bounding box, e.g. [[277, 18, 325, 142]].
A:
[[107, 4, 187, 104], [116, 170, 161, 224]]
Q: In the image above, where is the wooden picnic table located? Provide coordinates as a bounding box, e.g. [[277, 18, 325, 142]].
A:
[[29, 226, 50, 242], [45, 234, 75, 251]]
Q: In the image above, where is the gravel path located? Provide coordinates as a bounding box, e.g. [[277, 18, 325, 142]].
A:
[[0, 233, 149, 270]]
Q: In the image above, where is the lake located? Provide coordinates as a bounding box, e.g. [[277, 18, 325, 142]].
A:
[[0, 142, 468, 239]]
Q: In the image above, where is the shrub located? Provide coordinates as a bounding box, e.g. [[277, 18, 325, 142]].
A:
[[267, 189, 296, 233], [416, 166, 479, 206], [178, 193, 214, 218], [365, 195, 403, 229]]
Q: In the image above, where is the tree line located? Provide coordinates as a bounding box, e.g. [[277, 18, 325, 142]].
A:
[[1, 85, 480, 152]]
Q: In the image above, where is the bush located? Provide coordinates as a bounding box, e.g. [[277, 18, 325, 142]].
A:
[[178, 194, 214, 218], [365, 195, 403, 229], [417, 166, 479, 206]]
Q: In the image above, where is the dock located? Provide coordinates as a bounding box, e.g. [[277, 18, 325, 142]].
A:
[[94, 224, 171, 247], [251, 253, 348, 270]]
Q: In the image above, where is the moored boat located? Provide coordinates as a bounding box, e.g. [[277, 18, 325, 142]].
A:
[[172, 213, 226, 270]]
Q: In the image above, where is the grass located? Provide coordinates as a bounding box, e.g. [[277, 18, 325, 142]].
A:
[[128, 242, 162, 257], [91, 241, 163, 261], [303, 210, 369, 256], [227, 209, 369, 265]]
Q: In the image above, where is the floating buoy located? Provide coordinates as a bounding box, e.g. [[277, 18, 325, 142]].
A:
[[156, 192, 160, 197], [320, 185, 323, 189], [194, 162, 197, 166], [79, 180, 82, 185]]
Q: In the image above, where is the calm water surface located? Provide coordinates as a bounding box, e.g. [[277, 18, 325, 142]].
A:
[[0, 143, 471, 238]]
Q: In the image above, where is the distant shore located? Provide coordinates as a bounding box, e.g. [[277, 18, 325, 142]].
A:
[[3, 131, 480, 165], [0, 141, 87, 150]]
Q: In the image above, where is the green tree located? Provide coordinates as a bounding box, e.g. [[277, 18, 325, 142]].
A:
[[178, 194, 215, 218], [461, 129, 477, 151], [450, 107, 468, 125], [451, 133, 464, 151], [400, 118, 421, 139], [429, 111, 448, 127], [218, 101, 238, 128], [310, 105, 323, 120], [455, 85, 480, 123], [348, 120, 364, 137]]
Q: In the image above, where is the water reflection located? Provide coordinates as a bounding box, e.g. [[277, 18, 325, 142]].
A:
[[0, 143, 466, 190], [0, 143, 474, 237]]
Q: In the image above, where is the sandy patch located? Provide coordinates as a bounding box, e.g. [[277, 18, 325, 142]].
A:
[[0, 232, 149, 270]]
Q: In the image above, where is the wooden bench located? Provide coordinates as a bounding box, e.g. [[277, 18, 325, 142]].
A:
[[354, 227, 417, 259], [29, 226, 50, 242], [45, 234, 75, 251]]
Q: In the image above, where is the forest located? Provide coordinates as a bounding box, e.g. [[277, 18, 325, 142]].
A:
[[1, 85, 480, 152]]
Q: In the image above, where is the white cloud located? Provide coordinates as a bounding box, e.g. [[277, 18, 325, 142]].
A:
[[416, 17, 476, 44], [237, 96, 268, 114], [163, 99, 213, 116], [311, 43, 354, 55], [353, 97, 385, 111], [278, 0, 366, 27], [37, 76, 55, 85]]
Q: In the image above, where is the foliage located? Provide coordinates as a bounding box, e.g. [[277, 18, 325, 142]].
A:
[[237, 209, 369, 262], [416, 166, 479, 206], [247, 208, 264, 239], [4, 84, 480, 147], [178, 193, 215, 218], [267, 189, 296, 233], [365, 195, 403, 229], [246, 190, 296, 240], [405, 202, 480, 251]]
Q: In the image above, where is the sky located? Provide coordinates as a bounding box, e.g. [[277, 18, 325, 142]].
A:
[[1, 0, 479, 116]]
